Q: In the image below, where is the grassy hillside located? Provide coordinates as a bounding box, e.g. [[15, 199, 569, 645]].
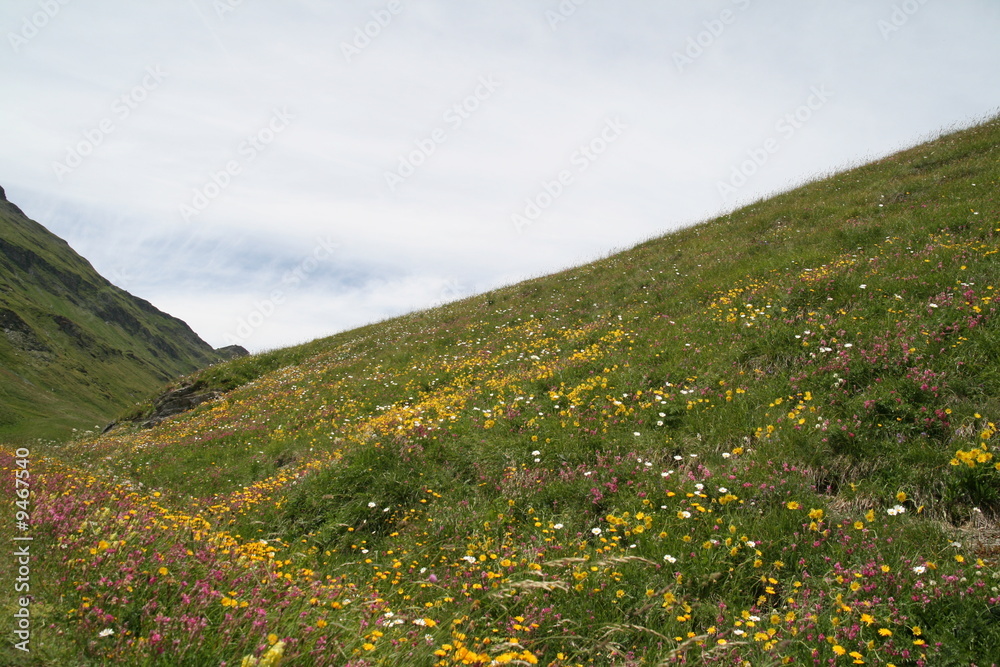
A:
[[4, 116, 1000, 665], [0, 188, 230, 440]]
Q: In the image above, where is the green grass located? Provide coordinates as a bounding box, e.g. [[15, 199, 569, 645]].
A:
[[4, 116, 1000, 665]]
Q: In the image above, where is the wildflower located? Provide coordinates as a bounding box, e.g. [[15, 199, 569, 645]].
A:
[[913, 565, 926, 574], [98, 628, 114, 637], [887, 505, 906, 516], [677, 511, 691, 519], [531, 450, 540, 456], [591, 528, 602, 535], [664, 554, 677, 563], [461, 556, 477, 564], [786, 501, 801, 510], [367, 502, 376, 508], [554, 523, 564, 530]]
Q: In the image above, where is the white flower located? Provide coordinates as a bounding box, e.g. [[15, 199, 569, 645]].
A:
[[843, 343, 853, 348], [584, 471, 593, 476], [462, 555, 477, 564], [718, 487, 728, 493], [99, 628, 114, 638], [733, 629, 745, 636], [531, 450, 540, 456], [695, 483, 704, 491], [913, 565, 926, 574], [722, 452, 731, 459], [554, 523, 564, 530], [661, 471, 670, 478], [368, 501, 376, 508], [591, 527, 602, 535], [746, 541, 756, 548], [673, 455, 683, 461], [633, 432, 641, 436], [887, 505, 906, 516], [860, 284, 867, 289], [663, 554, 677, 563], [678, 511, 692, 519], [657, 421, 664, 426]]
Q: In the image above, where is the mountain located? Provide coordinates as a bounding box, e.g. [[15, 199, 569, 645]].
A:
[[5, 116, 1000, 665], [0, 186, 240, 440]]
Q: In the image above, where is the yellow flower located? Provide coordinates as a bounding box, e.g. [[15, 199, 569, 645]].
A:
[[259, 642, 285, 667], [833, 645, 846, 656], [267, 634, 278, 645], [854, 521, 865, 530], [808, 508, 824, 520], [878, 628, 893, 637], [158, 567, 168, 576], [786, 501, 801, 510], [896, 491, 907, 502]]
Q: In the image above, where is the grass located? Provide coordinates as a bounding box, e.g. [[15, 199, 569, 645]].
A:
[[2, 116, 1000, 665]]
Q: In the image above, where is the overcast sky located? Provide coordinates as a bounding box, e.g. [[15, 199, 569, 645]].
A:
[[2, 1, 998, 352]]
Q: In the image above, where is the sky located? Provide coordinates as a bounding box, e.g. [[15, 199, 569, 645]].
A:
[[1, 0, 999, 352]]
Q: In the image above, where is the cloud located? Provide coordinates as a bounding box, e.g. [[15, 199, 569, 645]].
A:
[[1, 0, 999, 351]]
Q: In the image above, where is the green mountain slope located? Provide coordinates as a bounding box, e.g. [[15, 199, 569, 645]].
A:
[[5, 116, 1000, 665], [0, 187, 233, 440]]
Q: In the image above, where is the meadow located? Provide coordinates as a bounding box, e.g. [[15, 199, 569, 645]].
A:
[[3, 116, 1000, 665]]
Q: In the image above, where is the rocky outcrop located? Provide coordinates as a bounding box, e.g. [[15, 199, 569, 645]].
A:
[[215, 345, 250, 360], [140, 382, 221, 428]]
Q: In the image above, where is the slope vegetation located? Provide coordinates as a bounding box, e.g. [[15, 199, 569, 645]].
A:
[[4, 117, 1000, 665], [0, 188, 231, 440]]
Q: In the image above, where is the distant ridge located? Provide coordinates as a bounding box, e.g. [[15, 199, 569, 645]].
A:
[[0, 187, 241, 439]]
